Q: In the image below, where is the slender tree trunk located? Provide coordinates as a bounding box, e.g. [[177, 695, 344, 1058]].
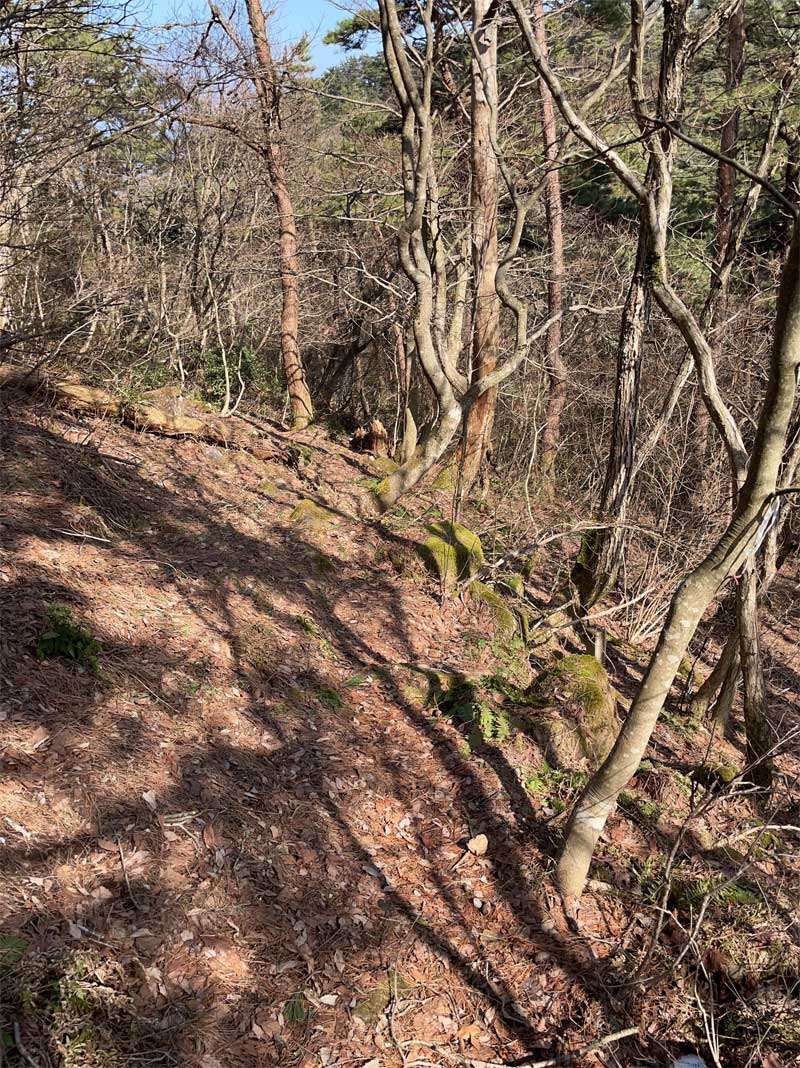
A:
[[461, 0, 500, 492], [242, 0, 314, 429], [711, 644, 740, 733], [572, 238, 649, 607], [737, 561, 773, 788], [691, 628, 739, 718], [684, 1, 745, 498], [531, 0, 566, 498], [557, 218, 800, 899]]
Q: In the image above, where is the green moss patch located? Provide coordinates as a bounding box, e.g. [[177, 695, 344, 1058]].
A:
[[353, 969, 410, 1026], [418, 520, 484, 590], [470, 581, 516, 635], [525, 654, 619, 767], [431, 464, 457, 490], [288, 499, 338, 530]]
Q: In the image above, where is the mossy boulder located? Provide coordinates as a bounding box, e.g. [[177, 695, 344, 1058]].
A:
[[418, 520, 484, 591], [289, 499, 338, 530], [691, 762, 737, 789], [431, 464, 457, 490], [470, 581, 516, 635], [525, 654, 619, 768], [369, 455, 399, 475]]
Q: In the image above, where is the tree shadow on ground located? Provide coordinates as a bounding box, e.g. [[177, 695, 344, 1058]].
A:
[[1, 396, 635, 1065]]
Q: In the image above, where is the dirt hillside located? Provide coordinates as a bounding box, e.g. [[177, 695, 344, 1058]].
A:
[[1, 387, 799, 1068]]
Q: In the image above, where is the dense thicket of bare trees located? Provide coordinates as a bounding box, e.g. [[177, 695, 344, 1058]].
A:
[[2, 0, 798, 904]]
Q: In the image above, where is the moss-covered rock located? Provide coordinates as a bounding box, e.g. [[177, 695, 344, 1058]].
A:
[[418, 520, 484, 590], [691, 761, 738, 789], [431, 464, 457, 490], [470, 581, 517, 635], [353, 969, 410, 1026], [288, 499, 338, 530], [525, 654, 619, 767]]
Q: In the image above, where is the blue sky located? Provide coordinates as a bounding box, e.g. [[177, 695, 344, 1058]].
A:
[[144, 0, 372, 72]]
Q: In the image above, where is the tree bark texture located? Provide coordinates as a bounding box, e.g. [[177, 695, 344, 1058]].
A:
[[461, 0, 500, 492], [244, 0, 314, 429]]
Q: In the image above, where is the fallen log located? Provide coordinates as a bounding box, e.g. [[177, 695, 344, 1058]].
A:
[[0, 364, 289, 463]]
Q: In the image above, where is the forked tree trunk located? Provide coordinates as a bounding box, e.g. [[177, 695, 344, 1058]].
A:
[[379, 402, 463, 506], [711, 645, 739, 733], [557, 219, 800, 899], [242, 0, 314, 429], [531, 0, 566, 498], [461, 0, 500, 492], [691, 628, 739, 718]]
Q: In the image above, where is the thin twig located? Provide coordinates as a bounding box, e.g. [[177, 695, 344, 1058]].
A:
[[115, 833, 140, 908], [47, 527, 112, 543], [13, 1023, 45, 1068]]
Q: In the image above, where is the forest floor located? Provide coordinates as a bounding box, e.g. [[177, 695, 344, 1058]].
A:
[[1, 385, 799, 1068]]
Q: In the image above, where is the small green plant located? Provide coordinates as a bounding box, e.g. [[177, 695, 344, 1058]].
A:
[[618, 790, 662, 824], [284, 990, 312, 1024], [201, 345, 260, 406], [318, 685, 343, 710], [525, 762, 587, 812], [37, 604, 100, 672], [430, 676, 511, 751]]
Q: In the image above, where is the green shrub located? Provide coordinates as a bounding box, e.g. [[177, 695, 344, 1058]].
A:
[[37, 604, 100, 672], [201, 345, 283, 407]]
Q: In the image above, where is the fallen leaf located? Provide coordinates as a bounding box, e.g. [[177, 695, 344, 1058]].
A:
[[142, 790, 157, 812], [467, 834, 488, 856], [456, 1022, 481, 1044]]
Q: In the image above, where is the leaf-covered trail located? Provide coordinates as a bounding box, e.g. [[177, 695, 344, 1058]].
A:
[[2, 392, 799, 1068], [0, 394, 624, 1067]]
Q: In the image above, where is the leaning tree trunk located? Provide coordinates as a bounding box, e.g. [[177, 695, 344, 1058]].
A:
[[557, 218, 800, 899], [243, 0, 314, 430], [531, 0, 566, 499], [461, 0, 500, 493]]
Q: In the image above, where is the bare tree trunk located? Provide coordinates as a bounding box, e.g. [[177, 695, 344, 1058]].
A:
[[691, 628, 739, 718], [573, 0, 688, 609], [572, 241, 649, 607], [737, 561, 773, 788], [684, 0, 745, 498], [711, 645, 739, 733], [233, 0, 314, 429], [461, 0, 500, 493], [531, 0, 566, 499]]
